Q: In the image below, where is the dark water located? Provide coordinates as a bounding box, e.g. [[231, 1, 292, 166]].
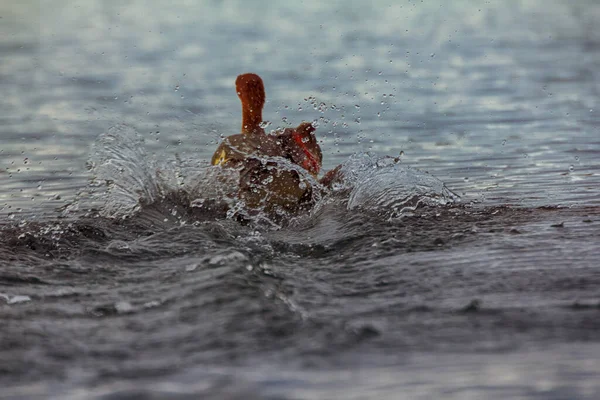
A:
[[2, 1, 600, 399]]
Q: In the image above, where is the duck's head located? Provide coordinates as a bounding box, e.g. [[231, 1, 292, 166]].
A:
[[236, 73, 265, 134], [282, 122, 322, 176]]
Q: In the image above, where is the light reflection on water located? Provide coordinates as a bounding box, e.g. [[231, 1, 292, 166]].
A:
[[1, 0, 600, 398], [1, 0, 599, 217]]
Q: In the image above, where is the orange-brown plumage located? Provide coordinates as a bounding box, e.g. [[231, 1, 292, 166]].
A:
[[211, 73, 326, 215], [236, 73, 266, 135]]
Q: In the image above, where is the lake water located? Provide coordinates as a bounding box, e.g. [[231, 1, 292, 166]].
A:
[[1, 1, 600, 399]]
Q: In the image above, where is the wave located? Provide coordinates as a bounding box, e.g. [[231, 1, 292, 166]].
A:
[[74, 125, 459, 225], [334, 153, 460, 218]]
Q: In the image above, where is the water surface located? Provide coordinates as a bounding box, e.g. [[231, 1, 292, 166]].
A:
[[1, 1, 600, 399]]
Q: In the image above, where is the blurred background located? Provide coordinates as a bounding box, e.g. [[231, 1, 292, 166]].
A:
[[1, 0, 599, 218], [2, 2, 600, 399]]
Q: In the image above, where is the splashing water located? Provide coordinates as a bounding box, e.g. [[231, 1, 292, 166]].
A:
[[83, 126, 457, 223], [86, 125, 161, 218], [333, 153, 460, 218]]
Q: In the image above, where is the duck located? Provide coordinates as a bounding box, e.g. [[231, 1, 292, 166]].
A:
[[211, 73, 323, 215]]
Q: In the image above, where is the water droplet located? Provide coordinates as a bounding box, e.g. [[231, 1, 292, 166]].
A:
[[569, 165, 574, 172], [354, 104, 360, 109], [430, 53, 436, 58]]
